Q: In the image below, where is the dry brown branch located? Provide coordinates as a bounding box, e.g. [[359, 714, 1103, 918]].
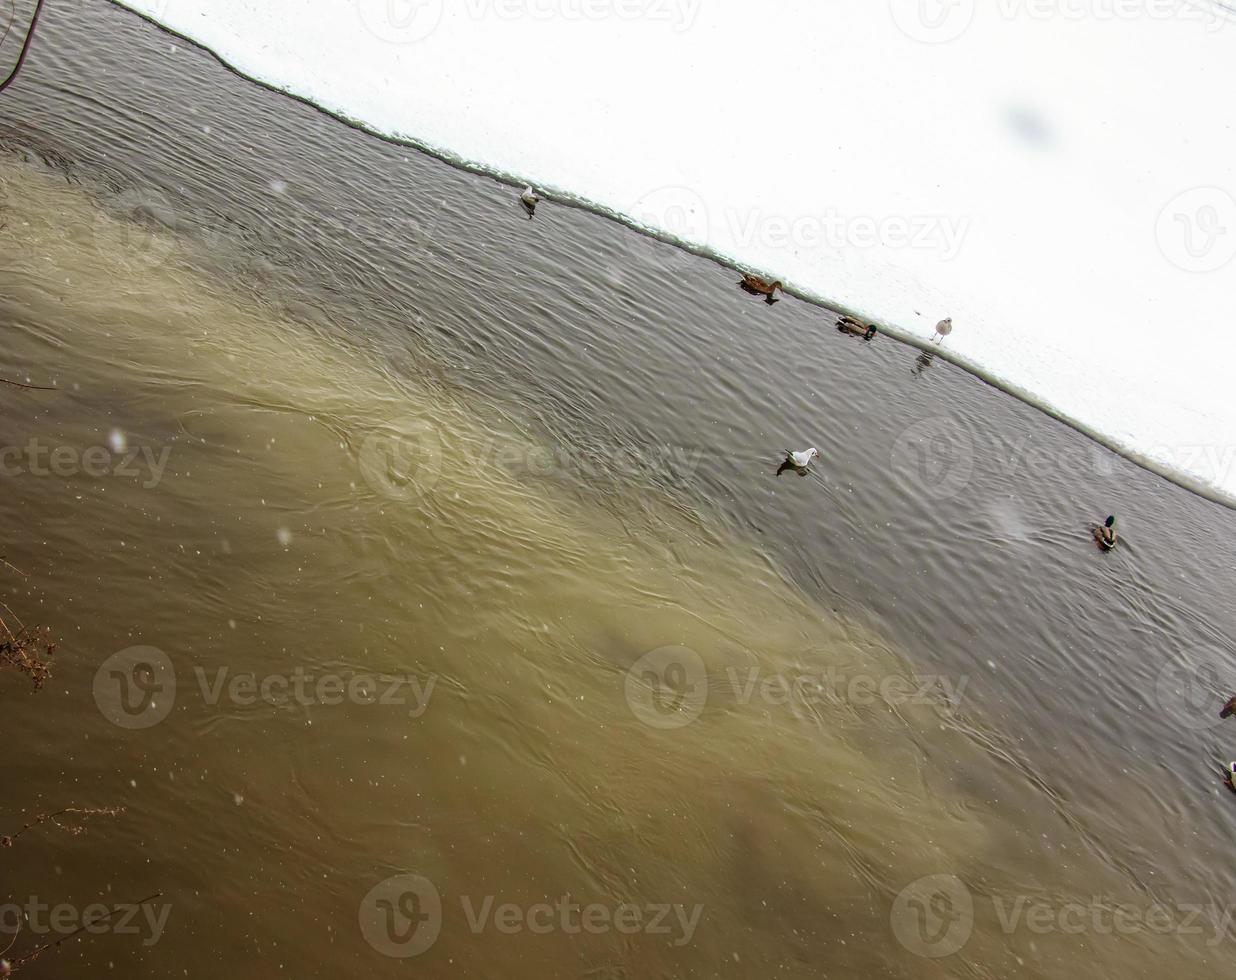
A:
[[0, 891, 162, 975], [0, 377, 56, 391], [1, 806, 125, 849], [0, 557, 26, 578], [0, 626, 54, 691]]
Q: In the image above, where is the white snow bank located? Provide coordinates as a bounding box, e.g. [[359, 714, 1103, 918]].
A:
[[116, 0, 1236, 501]]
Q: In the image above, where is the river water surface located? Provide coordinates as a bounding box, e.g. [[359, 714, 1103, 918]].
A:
[[2, 3, 1236, 978]]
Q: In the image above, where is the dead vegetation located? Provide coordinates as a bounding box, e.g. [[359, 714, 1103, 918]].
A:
[[2, 533, 135, 975], [1, 806, 126, 849], [0, 585, 54, 690], [0, 625, 54, 691]]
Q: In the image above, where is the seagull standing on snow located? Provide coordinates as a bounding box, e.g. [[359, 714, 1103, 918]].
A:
[[520, 186, 540, 218], [933, 317, 953, 345], [777, 447, 819, 477]]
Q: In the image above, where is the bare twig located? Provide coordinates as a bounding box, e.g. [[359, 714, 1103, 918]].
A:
[[0, 377, 56, 391], [1, 806, 124, 849], [0, 0, 45, 95], [1, 0, 15, 51], [2, 891, 163, 974], [0, 557, 26, 578]]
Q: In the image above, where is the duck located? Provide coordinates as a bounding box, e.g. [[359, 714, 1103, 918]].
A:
[[739, 274, 783, 302], [1093, 515, 1117, 551], [837, 316, 877, 341], [776, 447, 820, 476], [520, 186, 540, 217], [1220, 696, 1236, 719]]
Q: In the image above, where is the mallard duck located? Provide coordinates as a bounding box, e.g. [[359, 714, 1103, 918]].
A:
[[1093, 515, 1117, 551], [1220, 696, 1236, 719], [739, 274, 783, 301], [837, 316, 877, 340], [520, 186, 540, 217]]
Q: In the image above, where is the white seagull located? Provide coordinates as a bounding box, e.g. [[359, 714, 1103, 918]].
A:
[[933, 317, 953, 344], [785, 448, 819, 468], [520, 186, 540, 216]]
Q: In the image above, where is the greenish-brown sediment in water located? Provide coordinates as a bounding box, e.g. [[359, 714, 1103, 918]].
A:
[[2, 158, 1228, 978]]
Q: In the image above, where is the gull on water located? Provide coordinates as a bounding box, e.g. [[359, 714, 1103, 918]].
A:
[[520, 185, 540, 217], [777, 447, 820, 477]]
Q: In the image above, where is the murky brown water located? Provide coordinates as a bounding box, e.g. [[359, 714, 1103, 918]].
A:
[[3, 3, 1236, 978]]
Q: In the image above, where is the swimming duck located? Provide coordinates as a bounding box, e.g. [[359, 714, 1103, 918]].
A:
[[775, 448, 819, 477], [1221, 696, 1236, 719], [1093, 515, 1117, 551], [739, 274, 783, 302], [837, 316, 877, 341], [520, 186, 540, 217]]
